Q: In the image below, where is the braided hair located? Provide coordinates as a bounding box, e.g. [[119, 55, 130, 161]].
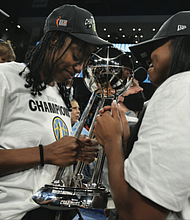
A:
[[19, 31, 74, 109]]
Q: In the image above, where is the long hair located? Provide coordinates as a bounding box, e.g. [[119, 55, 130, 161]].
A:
[[169, 35, 190, 77], [19, 31, 74, 109]]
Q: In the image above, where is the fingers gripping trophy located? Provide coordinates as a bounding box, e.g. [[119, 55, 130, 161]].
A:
[[32, 46, 134, 210]]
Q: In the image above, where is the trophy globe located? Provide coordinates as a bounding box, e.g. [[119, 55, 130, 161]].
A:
[[84, 45, 134, 100]]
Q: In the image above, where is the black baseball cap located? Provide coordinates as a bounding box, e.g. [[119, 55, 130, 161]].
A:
[[44, 4, 112, 46], [129, 11, 190, 66]]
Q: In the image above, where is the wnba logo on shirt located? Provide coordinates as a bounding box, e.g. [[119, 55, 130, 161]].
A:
[[53, 116, 69, 140]]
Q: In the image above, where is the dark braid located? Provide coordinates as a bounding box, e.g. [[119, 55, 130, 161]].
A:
[[57, 82, 72, 111], [20, 31, 68, 95], [19, 31, 74, 109]]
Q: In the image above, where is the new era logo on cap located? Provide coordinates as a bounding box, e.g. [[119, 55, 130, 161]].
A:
[[177, 25, 187, 31]]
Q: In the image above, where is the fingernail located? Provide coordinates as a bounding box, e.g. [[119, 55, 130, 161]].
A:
[[118, 103, 121, 108], [112, 100, 117, 106]]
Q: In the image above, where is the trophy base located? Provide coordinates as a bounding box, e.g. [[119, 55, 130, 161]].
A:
[[32, 184, 110, 210]]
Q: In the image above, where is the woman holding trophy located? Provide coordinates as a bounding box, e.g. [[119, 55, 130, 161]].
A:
[[0, 4, 111, 220], [94, 10, 190, 220]]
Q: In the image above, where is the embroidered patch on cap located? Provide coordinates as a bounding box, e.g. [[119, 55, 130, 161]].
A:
[[85, 16, 96, 32], [56, 16, 68, 27]]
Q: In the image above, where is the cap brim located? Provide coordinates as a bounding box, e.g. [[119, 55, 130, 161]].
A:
[[0, 9, 10, 22], [70, 32, 112, 46], [129, 37, 165, 66]]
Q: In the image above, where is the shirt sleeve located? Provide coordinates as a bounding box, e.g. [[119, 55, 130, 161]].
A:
[[124, 75, 190, 212], [0, 71, 9, 127], [0, 71, 10, 149]]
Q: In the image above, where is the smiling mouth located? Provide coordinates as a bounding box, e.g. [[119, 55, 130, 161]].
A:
[[67, 72, 74, 79], [149, 63, 153, 68], [66, 70, 75, 78]]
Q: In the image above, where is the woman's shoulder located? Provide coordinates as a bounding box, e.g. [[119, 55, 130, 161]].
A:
[[0, 62, 28, 79], [152, 71, 190, 98]]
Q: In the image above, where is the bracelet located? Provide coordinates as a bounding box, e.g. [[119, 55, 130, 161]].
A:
[[39, 144, 44, 167]]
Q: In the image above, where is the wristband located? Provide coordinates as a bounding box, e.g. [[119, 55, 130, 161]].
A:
[[39, 144, 44, 167]]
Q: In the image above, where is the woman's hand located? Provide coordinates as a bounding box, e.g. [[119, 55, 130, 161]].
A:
[[44, 136, 85, 167], [44, 135, 99, 167], [94, 100, 130, 152], [77, 135, 99, 164], [94, 101, 123, 148], [118, 103, 131, 150]]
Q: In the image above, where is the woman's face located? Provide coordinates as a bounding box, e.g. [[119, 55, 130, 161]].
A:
[[71, 100, 80, 125], [147, 40, 172, 87], [43, 36, 96, 84]]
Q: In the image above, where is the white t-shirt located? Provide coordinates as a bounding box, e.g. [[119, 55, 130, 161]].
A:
[[0, 62, 72, 220], [124, 71, 190, 219]]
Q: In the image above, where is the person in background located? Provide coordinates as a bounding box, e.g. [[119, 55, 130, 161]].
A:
[[94, 10, 190, 220], [71, 99, 88, 136], [0, 39, 16, 63], [0, 4, 111, 220]]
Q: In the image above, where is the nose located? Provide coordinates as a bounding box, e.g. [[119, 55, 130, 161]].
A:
[[74, 62, 84, 73], [146, 59, 152, 67], [76, 108, 80, 114]]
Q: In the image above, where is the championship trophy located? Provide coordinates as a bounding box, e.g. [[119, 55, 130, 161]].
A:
[[32, 46, 134, 210]]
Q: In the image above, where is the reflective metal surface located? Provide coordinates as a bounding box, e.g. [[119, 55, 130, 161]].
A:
[[84, 46, 133, 99], [32, 184, 109, 209]]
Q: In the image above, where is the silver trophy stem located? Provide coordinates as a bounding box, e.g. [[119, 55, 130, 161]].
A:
[[52, 167, 67, 186], [52, 90, 99, 186], [88, 147, 106, 189], [73, 90, 100, 139], [72, 94, 105, 187]]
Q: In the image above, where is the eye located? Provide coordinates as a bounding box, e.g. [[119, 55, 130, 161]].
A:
[[73, 54, 82, 62]]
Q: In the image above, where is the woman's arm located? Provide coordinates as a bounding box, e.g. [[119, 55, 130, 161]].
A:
[[0, 146, 41, 177], [105, 140, 169, 220], [0, 136, 98, 177], [94, 101, 169, 220]]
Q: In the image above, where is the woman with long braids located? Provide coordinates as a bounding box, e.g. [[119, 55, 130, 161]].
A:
[[0, 4, 111, 220]]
